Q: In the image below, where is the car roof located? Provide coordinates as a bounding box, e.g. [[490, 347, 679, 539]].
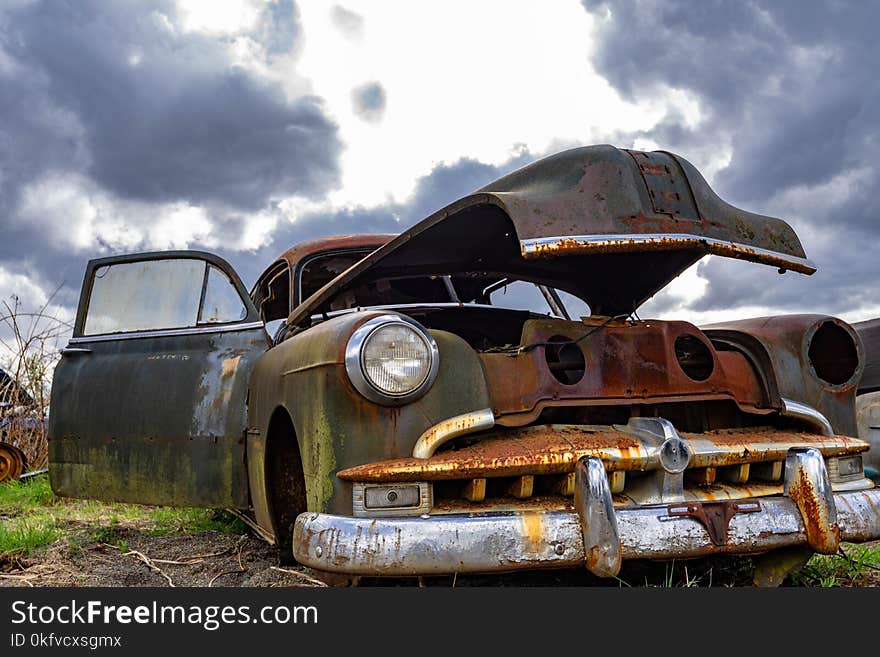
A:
[[277, 234, 396, 270]]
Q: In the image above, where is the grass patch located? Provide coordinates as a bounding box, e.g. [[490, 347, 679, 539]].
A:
[[0, 474, 248, 562], [790, 544, 880, 587], [148, 508, 248, 535], [0, 477, 61, 556], [0, 476, 55, 511], [0, 522, 60, 556]]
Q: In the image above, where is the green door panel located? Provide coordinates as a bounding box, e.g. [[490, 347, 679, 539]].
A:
[[49, 251, 269, 508]]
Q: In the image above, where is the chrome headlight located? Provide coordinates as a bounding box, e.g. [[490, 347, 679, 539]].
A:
[[345, 315, 439, 405]]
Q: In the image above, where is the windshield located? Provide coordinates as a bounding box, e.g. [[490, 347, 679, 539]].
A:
[[300, 253, 590, 321]]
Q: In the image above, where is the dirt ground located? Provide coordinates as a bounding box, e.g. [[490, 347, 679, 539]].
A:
[[0, 521, 325, 588]]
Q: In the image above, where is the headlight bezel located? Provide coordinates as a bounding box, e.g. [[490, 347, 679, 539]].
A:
[[344, 314, 440, 405]]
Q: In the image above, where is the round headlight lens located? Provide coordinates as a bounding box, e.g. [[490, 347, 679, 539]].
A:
[[362, 323, 432, 394]]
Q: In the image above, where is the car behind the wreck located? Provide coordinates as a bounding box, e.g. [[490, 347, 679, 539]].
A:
[[48, 145, 880, 583]]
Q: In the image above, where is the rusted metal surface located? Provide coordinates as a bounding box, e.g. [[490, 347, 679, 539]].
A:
[[287, 145, 813, 325], [337, 424, 868, 483], [463, 478, 486, 502], [508, 475, 534, 499], [277, 234, 394, 277], [629, 150, 698, 218], [0, 441, 26, 482], [704, 315, 863, 436], [340, 425, 648, 481], [666, 500, 760, 546], [291, 487, 880, 576], [784, 447, 840, 554], [425, 481, 788, 514], [481, 318, 767, 423], [522, 233, 814, 275]]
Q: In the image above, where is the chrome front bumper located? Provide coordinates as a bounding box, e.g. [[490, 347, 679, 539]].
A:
[[292, 449, 880, 577]]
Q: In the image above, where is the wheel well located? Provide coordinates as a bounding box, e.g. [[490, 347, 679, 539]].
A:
[[265, 407, 307, 548]]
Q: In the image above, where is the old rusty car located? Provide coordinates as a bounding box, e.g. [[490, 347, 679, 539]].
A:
[[48, 145, 880, 583]]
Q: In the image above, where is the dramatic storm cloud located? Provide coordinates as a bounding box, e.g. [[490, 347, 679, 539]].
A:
[[0, 0, 341, 326], [582, 0, 880, 321], [0, 0, 877, 363], [4, 0, 338, 209]]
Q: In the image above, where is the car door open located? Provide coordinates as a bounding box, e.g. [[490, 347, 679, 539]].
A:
[[49, 251, 269, 508]]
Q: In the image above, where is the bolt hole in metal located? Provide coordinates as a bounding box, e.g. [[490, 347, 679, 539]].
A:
[[544, 335, 586, 385], [808, 321, 859, 385], [674, 334, 714, 381]]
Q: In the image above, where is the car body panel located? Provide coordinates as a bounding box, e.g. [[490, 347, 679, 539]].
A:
[[49, 251, 268, 507], [246, 310, 491, 537], [703, 315, 863, 436]]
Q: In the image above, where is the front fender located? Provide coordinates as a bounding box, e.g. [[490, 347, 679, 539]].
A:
[[703, 314, 863, 436], [247, 311, 491, 518]]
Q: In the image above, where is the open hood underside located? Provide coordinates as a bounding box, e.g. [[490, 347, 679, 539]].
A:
[[290, 146, 813, 324]]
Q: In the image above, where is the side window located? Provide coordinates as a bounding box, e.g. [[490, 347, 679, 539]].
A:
[[84, 259, 205, 335], [200, 265, 247, 324], [252, 262, 291, 342], [83, 259, 248, 336]]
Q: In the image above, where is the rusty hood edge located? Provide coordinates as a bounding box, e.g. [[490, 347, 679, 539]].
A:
[[288, 145, 813, 326]]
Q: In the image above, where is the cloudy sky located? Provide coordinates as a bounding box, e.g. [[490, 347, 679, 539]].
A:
[[1, 0, 878, 352]]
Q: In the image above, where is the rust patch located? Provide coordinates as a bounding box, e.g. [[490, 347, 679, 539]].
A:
[[221, 356, 240, 379], [338, 425, 649, 482], [788, 467, 840, 554], [481, 318, 766, 422], [520, 512, 545, 555], [338, 421, 867, 484], [667, 500, 761, 546]]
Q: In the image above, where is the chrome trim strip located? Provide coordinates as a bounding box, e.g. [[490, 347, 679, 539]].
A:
[[520, 233, 816, 274], [412, 408, 495, 459], [344, 314, 440, 406], [292, 488, 880, 576], [68, 321, 265, 343], [781, 398, 834, 436]]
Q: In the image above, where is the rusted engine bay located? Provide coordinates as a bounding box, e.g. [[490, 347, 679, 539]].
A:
[[479, 316, 768, 425]]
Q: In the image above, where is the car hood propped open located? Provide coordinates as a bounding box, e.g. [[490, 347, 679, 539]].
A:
[[290, 145, 813, 323]]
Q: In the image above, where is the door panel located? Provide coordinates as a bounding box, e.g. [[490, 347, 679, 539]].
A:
[[49, 251, 269, 508]]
